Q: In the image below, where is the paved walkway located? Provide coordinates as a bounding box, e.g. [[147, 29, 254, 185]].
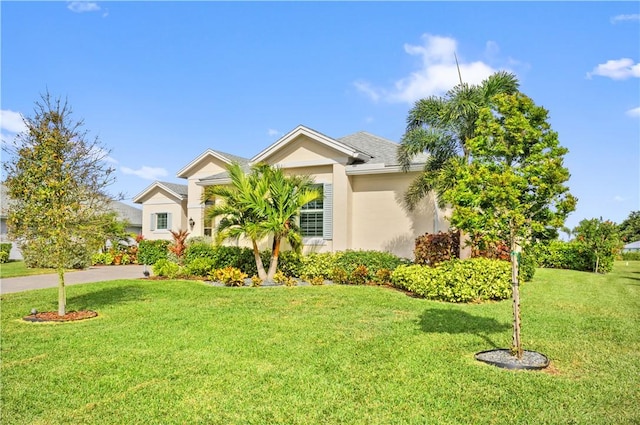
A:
[[1, 265, 148, 294]]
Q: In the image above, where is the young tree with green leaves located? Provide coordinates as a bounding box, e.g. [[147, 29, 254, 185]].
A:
[[2, 93, 117, 316], [573, 218, 622, 274], [443, 92, 576, 358]]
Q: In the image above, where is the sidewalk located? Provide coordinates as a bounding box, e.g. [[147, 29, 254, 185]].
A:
[[1, 265, 148, 294]]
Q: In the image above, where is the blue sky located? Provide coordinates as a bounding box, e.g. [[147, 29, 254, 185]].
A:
[[1, 1, 639, 230]]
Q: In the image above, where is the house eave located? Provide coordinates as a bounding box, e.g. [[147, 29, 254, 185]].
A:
[[345, 163, 424, 175], [196, 178, 232, 186]]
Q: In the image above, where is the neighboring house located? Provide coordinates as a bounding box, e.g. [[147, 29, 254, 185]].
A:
[[133, 125, 449, 259], [0, 183, 142, 259], [108, 200, 144, 236], [622, 241, 640, 253]]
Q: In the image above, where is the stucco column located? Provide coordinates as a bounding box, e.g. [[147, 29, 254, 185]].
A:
[[187, 180, 204, 236], [331, 163, 352, 251]]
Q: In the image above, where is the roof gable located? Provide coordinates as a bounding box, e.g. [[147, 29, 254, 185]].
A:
[[133, 181, 188, 204], [176, 149, 249, 179], [251, 125, 371, 165]]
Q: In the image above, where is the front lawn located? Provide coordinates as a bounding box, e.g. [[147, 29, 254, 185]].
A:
[[1, 263, 639, 424], [0, 260, 56, 279]]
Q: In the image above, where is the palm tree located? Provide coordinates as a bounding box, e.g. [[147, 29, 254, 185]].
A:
[[203, 162, 320, 282], [203, 162, 271, 281], [398, 71, 520, 210], [255, 165, 320, 281]]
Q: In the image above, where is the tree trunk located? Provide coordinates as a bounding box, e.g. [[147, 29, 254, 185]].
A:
[[459, 231, 472, 260], [510, 238, 523, 359], [266, 237, 281, 282], [57, 267, 66, 316], [251, 240, 268, 281], [595, 252, 600, 274]]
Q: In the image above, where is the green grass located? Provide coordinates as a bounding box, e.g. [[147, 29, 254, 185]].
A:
[[0, 260, 56, 279], [1, 262, 639, 424]]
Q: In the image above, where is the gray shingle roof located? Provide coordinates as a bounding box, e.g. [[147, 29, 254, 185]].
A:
[[109, 200, 142, 226], [195, 128, 427, 184], [157, 181, 188, 197], [338, 131, 428, 166], [212, 150, 250, 166]]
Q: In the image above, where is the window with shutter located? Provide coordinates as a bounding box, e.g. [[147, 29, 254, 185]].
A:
[[323, 183, 333, 240], [300, 185, 324, 237]]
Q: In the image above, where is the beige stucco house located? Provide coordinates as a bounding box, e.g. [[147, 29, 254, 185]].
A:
[[133, 125, 449, 259]]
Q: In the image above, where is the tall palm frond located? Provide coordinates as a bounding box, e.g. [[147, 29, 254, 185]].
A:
[[398, 71, 520, 210]]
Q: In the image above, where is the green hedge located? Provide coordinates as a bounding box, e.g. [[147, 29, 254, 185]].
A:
[[620, 252, 640, 261], [537, 240, 614, 274], [332, 250, 406, 284], [138, 240, 170, 265], [391, 258, 511, 303], [299, 252, 340, 280]]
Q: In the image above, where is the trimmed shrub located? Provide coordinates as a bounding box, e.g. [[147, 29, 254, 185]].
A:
[[300, 252, 340, 280], [414, 231, 460, 266], [391, 258, 511, 303], [186, 257, 217, 277], [0, 243, 12, 263], [537, 240, 593, 272], [277, 250, 303, 277], [184, 242, 217, 264], [333, 250, 405, 283], [138, 240, 170, 265], [621, 252, 640, 261], [152, 259, 187, 278]]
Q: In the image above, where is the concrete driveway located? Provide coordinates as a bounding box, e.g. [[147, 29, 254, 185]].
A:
[[1, 265, 148, 294]]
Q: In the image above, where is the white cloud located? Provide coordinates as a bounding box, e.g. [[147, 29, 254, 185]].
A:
[[121, 166, 168, 180], [614, 195, 626, 202], [267, 129, 282, 137], [67, 1, 101, 13], [0, 109, 27, 134], [611, 14, 640, 24], [587, 58, 640, 80], [353, 81, 381, 102], [626, 106, 640, 118], [355, 34, 501, 104]]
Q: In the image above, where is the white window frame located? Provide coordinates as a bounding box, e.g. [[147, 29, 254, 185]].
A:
[[300, 186, 324, 238], [150, 212, 172, 232], [300, 183, 332, 243]]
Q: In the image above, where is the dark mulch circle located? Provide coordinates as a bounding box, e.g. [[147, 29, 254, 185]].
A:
[[22, 310, 98, 323], [475, 349, 549, 370]]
